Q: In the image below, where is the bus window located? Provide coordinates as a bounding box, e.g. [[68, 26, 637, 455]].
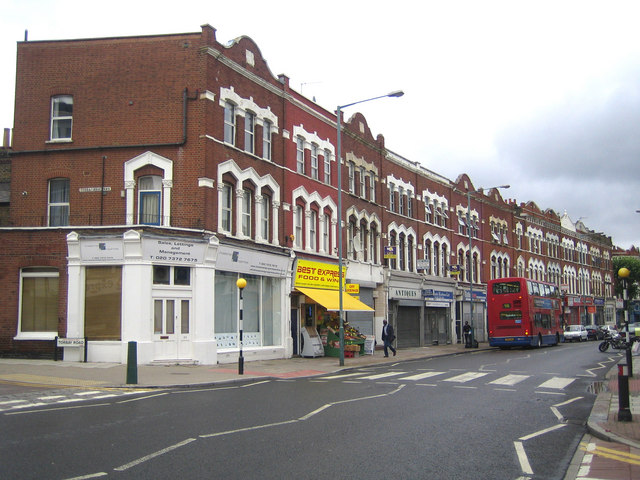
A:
[[492, 281, 521, 294], [543, 284, 551, 297], [529, 281, 540, 297]]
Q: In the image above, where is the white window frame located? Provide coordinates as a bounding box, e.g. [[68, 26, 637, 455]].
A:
[[242, 189, 252, 237], [310, 210, 317, 250], [262, 120, 272, 160], [244, 111, 255, 154], [310, 144, 319, 180], [296, 137, 305, 174], [17, 267, 59, 340], [294, 206, 303, 248], [261, 196, 270, 241], [224, 101, 236, 145], [48, 178, 70, 227], [50, 95, 73, 141], [221, 183, 233, 233], [324, 150, 331, 184]]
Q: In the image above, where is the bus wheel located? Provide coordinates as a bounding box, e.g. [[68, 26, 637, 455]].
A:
[[536, 335, 542, 348]]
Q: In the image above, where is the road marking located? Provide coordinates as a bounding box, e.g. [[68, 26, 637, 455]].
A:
[[117, 392, 168, 404], [538, 377, 575, 389], [514, 441, 533, 475], [519, 424, 566, 441], [399, 371, 446, 381], [443, 372, 489, 383], [488, 374, 529, 386], [580, 443, 640, 465], [358, 372, 407, 380], [114, 438, 196, 471], [38, 395, 66, 400], [63, 472, 108, 480]]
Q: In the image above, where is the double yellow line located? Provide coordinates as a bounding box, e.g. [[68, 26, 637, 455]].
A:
[[580, 441, 640, 465]]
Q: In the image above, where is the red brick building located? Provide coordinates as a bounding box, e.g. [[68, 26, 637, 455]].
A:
[[0, 25, 615, 363]]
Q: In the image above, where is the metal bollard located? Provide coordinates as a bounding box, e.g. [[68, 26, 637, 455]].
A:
[[617, 363, 632, 422], [126, 341, 138, 385]]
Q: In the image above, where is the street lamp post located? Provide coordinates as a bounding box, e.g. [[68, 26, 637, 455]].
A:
[[337, 90, 404, 366], [466, 185, 509, 348], [236, 277, 247, 375]]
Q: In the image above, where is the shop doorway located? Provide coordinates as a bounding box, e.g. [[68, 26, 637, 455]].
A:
[[153, 298, 191, 360], [397, 306, 421, 348]]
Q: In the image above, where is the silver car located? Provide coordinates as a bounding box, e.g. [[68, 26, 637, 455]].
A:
[[564, 324, 588, 342]]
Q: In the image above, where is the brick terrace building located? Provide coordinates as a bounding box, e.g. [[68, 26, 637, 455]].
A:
[[0, 25, 615, 363]]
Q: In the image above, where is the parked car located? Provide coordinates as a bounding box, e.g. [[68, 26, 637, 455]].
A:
[[599, 325, 618, 337], [564, 324, 588, 342], [584, 324, 600, 340]]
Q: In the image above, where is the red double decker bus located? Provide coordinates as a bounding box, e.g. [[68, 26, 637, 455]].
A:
[[488, 277, 564, 348]]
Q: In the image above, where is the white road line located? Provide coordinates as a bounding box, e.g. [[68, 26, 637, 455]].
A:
[[0, 399, 27, 405], [443, 372, 489, 383], [322, 372, 365, 380], [75, 391, 103, 396], [514, 441, 533, 475], [358, 372, 407, 380], [538, 377, 575, 389], [63, 472, 108, 480], [488, 374, 529, 386], [399, 371, 446, 381], [38, 395, 66, 400], [114, 438, 196, 471], [117, 392, 168, 404], [519, 424, 566, 441]]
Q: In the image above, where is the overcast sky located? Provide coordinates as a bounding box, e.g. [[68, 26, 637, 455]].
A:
[[2, 0, 639, 249]]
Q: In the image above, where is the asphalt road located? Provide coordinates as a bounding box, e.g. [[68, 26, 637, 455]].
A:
[[0, 342, 616, 480]]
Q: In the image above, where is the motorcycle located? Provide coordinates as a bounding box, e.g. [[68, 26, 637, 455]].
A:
[[598, 331, 632, 352]]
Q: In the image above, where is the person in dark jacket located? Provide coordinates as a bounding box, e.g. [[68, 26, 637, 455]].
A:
[[382, 319, 396, 357], [463, 321, 472, 347]]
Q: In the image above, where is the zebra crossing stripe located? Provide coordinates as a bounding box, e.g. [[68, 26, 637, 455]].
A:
[[488, 374, 530, 386], [358, 372, 407, 380], [538, 377, 575, 389], [443, 372, 490, 383], [400, 371, 446, 381]]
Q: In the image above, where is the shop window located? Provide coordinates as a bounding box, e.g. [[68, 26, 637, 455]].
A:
[[48, 178, 70, 226], [214, 272, 281, 348], [50, 95, 73, 140], [19, 267, 59, 335], [85, 266, 122, 340]]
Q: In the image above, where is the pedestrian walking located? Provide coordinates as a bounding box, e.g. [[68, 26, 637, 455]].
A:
[[463, 321, 472, 347], [382, 319, 396, 357]]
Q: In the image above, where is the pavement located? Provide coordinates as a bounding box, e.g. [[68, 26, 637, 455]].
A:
[[1, 342, 639, 479]]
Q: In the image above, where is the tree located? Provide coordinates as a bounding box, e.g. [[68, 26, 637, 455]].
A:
[[613, 256, 640, 302]]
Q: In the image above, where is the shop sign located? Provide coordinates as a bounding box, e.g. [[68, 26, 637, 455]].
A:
[[384, 246, 397, 259], [462, 290, 486, 302], [144, 238, 206, 264], [345, 283, 360, 294], [217, 245, 289, 277], [425, 301, 449, 308], [423, 289, 453, 301], [416, 259, 430, 271], [294, 259, 345, 290], [80, 239, 124, 261], [390, 287, 420, 300]]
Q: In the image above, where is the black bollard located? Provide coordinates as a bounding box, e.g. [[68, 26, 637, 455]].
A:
[[126, 341, 138, 385], [617, 363, 632, 422]]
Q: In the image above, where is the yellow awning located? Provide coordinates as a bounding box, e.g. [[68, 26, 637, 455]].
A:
[[296, 287, 374, 312]]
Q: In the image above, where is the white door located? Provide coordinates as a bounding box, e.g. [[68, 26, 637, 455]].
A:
[[153, 298, 192, 360]]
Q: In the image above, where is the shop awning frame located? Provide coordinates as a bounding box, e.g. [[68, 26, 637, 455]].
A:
[[296, 287, 374, 312]]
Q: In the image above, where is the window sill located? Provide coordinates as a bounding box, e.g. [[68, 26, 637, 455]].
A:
[[14, 332, 58, 341], [46, 138, 73, 144]]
